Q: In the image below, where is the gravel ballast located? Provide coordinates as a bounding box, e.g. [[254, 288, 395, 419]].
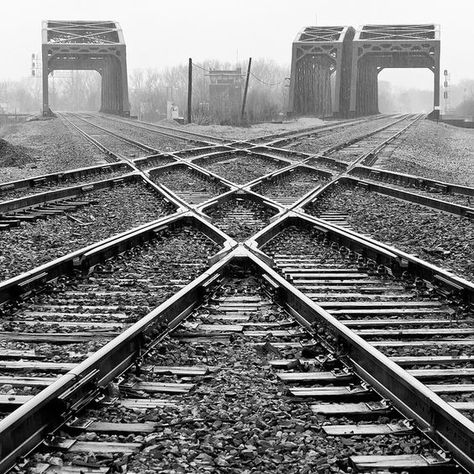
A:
[[205, 197, 277, 241], [0, 224, 219, 400], [349, 171, 474, 207], [0, 118, 107, 183], [62, 117, 150, 158], [374, 120, 474, 186], [253, 168, 330, 205], [0, 182, 177, 281], [124, 275, 439, 473], [148, 116, 327, 141], [195, 153, 288, 185], [304, 183, 474, 282], [87, 115, 196, 153], [287, 116, 398, 155], [150, 166, 228, 204]]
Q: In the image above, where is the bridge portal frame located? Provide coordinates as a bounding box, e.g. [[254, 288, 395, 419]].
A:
[[349, 24, 441, 116], [288, 26, 355, 118], [41, 20, 130, 116]]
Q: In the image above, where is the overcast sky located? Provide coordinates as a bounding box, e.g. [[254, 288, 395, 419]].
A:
[[1, 0, 473, 88]]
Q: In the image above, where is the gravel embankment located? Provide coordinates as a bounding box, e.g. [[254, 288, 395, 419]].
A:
[[196, 153, 287, 185], [374, 120, 474, 186], [305, 183, 474, 282], [87, 116, 196, 153], [0, 118, 107, 183], [287, 116, 396, 155], [0, 182, 177, 281]]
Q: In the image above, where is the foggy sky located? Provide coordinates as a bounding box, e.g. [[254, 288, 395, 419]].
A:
[[1, 0, 473, 88]]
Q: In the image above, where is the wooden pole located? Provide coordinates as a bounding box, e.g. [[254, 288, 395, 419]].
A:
[[241, 57, 252, 122], [187, 58, 192, 123]]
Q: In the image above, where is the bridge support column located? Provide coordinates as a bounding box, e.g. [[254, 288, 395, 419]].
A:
[[293, 55, 332, 116], [356, 57, 379, 115]]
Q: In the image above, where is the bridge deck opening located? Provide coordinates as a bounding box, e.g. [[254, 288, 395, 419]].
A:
[[47, 70, 101, 112], [378, 69, 434, 113]]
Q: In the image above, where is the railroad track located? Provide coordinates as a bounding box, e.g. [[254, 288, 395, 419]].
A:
[[95, 112, 383, 148], [94, 112, 226, 145], [0, 176, 181, 282], [0, 211, 472, 472], [0, 221, 218, 405], [349, 166, 474, 208], [0, 113, 473, 472]]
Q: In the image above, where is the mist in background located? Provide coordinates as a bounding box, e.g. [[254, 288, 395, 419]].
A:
[[2, 61, 473, 121]]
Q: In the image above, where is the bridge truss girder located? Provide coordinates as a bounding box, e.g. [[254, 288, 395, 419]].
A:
[[289, 26, 355, 117], [42, 20, 130, 116], [349, 24, 441, 116]]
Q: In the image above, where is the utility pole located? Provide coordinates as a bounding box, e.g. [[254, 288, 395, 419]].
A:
[[241, 57, 252, 122], [187, 58, 192, 123]]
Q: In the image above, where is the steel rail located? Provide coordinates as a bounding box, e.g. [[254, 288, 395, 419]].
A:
[[60, 113, 254, 198], [350, 165, 474, 198], [297, 174, 474, 224], [99, 112, 396, 153], [190, 148, 294, 169], [0, 244, 234, 473], [58, 113, 206, 213], [237, 115, 423, 222], [286, 115, 427, 212], [147, 161, 237, 210], [0, 173, 139, 215], [248, 114, 421, 175], [243, 116, 372, 146], [245, 162, 332, 191], [349, 113, 425, 169], [98, 113, 364, 148], [318, 114, 418, 167], [0, 162, 132, 196], [97, 113, 223, 145], [0, 109, 470, 468], [60, 112, 420, 215], [250, 211, 474, 302], [257, 115, 387, 147], [58, 113, 121, 163], [199, 187, 284, 223], [342, 176, 474, 218], [65, 113, 163, 155]]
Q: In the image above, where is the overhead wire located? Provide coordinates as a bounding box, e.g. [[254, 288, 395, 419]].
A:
[[192, 62, 286, 87], [191, 62, 211, 73], [249, 72, 286, 87]]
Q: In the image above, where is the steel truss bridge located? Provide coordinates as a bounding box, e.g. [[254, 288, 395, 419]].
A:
[[41, 20, 130, 116], [289, 24, 440, 118]]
